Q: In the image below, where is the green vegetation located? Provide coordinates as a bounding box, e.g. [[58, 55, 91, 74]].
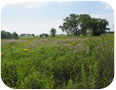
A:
[[1, 14, 110, 39], [1, 31, 19, 39], [1, 13, 114, 89], [1, 34, 114, 89], [50, 28, 57, 37], [39, 33, 49, 38], [59, 14, 109, 36]]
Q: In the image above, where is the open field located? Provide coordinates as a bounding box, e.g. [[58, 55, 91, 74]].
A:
[[1, 34, 114, 89]]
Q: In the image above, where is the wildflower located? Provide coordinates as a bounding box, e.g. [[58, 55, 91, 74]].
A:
[[9, 46, 13, 48], [13, 47, 16, 49], [72, 41, 75, 45], [75, 43, 83, 48], [83, 40, 86, 43], [24, 48, 28, 51], [9, 46, 16, 49]]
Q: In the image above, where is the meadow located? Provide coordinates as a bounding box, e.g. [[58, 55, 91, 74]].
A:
[[1, 34, 114, 89]]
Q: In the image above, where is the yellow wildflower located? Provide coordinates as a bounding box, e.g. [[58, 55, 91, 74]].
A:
[[83, 40, 86, 43], [72, 42, 75, 45], [9, 46, 13, 48], [24, 48, 28, 51]]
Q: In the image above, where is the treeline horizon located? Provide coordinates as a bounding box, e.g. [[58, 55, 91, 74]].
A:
[[1, 13, 114, 39], [1, 31, 19, 39], [1, 30, 114, 39]]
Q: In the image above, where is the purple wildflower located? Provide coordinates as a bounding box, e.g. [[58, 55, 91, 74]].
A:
[[75, 43, 83, 49]]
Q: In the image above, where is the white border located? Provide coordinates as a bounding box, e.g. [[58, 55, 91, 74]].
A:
[[0, 0, 115, 90]]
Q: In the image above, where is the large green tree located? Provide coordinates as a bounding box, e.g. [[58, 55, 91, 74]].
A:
[[6, 32, 12, 39], [12, 32, 19, 39], [32, 34, 35, 38], [79, 14, 91, 35], [50, 28, 56, 37], [1, 30, 12, 39], [1, 31, 7, 39], [87, 18, 109, 36], [59, 14, 79, 36], [59, 14, 109, 36], [59, 23, 71, 36]]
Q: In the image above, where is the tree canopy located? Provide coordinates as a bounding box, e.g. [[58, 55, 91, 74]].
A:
[[87, 18, 109, 36], [1, 30, 19, 39], [50, 28, 56, 37], [12, 32, 19, 39], [40, 33, 49, 37], [59, 14, 109, 36], [59, 14, 80, 36]]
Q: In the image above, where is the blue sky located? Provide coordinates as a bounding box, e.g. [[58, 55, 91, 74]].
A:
[[1, 1, 114, 35]]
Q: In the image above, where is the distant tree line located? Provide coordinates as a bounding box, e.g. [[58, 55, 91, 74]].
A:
[[39, 28, 56, 38], [59, 14, 109, 36], [40, 33, 49, 37], [1, 14, 110, 39], [1, 30, 18, 39], [20, 33, 35, 38]]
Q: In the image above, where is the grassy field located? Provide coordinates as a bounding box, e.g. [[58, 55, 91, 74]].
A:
[[1, 34, 114, 89]]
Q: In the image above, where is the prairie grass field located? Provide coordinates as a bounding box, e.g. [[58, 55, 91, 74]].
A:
[[1, 34, 114, 89]]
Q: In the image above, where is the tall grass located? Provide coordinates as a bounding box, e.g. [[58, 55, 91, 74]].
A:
[[1, 34, 114, 89]]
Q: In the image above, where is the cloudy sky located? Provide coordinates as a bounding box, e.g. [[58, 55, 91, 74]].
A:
[[1, 1, 114, 35]]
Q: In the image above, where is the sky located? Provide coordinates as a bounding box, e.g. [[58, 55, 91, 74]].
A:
[[1, 1, 114, 35]]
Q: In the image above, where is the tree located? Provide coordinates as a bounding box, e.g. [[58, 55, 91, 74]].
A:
[[59, 14, 79, 36], [32, 34, 35, 38], [6, 32, 12, 39], [40, 34, 43, 37], [20, 34, 25, 36], [87, 18, 109, 36], [44, 33, 49, 37], [79, 14, 91, 35], [1, 30, 12, 39], [50, 28, 56, 37], [1, 31, 7, 39], [60, 14, 109, 36], [40, 33, 49, 37], [12, 32, 19, 39], [59, 23, 72, 36]]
